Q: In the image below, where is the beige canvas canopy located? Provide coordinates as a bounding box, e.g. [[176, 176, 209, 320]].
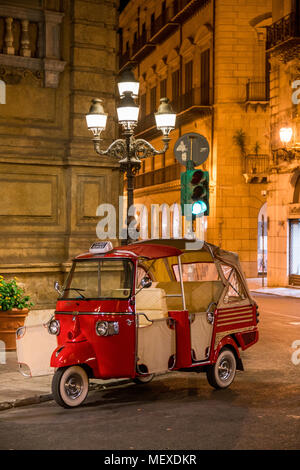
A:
[[134, 238, 252, 299]]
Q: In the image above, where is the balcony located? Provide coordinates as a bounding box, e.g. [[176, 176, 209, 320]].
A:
[[119, 50, 135, 70], [172, 86, 213, 125], [172, 0, 211, 24], [266, 11, 300, 56], [243, 154, 269, 183], [0, 7, 66, 88], [134, 87, 212, 139], [149, 6, 179, 44], [131, 30, 156, 62], [134, 162, 182, 190], [119, 0, 211, 71], [245, 80, 269, 111]]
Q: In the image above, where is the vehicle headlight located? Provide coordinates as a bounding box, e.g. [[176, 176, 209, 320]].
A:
[[95, 320, 119, 336], [96, 321, 108, 336], [48, 319, 60, 335]]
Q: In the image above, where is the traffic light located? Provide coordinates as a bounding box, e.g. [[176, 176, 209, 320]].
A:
[[180, 169, 209, 216]]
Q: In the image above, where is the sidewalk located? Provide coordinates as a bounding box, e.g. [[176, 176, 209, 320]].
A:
[[0, 350, 132, 412], [0, 309, 131, 412], [247, 277, 300, 298]]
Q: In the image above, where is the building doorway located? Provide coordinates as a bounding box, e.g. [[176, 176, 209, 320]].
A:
[[257, 202, 267, 276], [289, 174, 300, 285]]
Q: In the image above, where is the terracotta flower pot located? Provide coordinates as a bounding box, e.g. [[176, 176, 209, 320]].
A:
[[0, 308, 29, 351]]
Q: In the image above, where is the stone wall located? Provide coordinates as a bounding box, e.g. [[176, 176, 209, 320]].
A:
[[0, 0, 121, 308]]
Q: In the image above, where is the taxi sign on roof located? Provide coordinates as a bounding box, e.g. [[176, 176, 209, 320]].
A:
[[89, 241, 113, 254]]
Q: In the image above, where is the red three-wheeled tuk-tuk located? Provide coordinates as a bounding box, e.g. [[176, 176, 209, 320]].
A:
[[17, 239, 259, 408]]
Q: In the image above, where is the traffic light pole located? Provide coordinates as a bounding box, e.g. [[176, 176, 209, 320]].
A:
[[185, 136, 196, 239]]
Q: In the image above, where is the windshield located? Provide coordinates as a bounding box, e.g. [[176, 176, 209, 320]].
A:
[[61, 259, 134, 300]]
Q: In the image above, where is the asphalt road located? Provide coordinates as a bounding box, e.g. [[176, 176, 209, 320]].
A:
[[0, 293, 300, 451]]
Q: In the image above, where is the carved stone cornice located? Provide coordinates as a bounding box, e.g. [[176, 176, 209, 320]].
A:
[[268, 39, 300, 64], [288, 202, 300, 218], [269, 152, 300, 174], [0, 64, 43, 85]]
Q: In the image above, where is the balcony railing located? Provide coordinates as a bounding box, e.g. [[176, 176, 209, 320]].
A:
[[246, 80, 269, 102], [244, 154, 269, 175], [172, 86, 213, 113], [134, 87, 212, 137], [132, 30, 148, 57], [266, 11, 300, 50], [150, 6, 175, 38], [134, 163, 182, 189], [119, 0, 211, 70]]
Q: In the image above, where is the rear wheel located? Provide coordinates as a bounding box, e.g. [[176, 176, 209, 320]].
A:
[[206, 348, 236, 390], [52, 366, 89, 408], [133, 374, 154, 384]]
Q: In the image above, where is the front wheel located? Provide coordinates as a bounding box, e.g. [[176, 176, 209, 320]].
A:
[[206, 348, 237, 390], [133, 374, 154, 384], [52, 366, 89, 408]]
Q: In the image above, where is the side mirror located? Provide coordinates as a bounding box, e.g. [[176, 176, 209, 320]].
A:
[[54, 281, 62, 295], [140, 276, 152, 289]]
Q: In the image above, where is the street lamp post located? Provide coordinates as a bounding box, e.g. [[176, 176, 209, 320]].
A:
[[86, 69, 176, 244]]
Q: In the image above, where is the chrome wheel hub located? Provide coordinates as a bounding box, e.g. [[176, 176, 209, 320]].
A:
[[64, 373, 84, 400], [218, 359, 232, 381]]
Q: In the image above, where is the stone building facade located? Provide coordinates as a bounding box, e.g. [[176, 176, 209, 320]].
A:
[[266, 0, 300, 286], [119, 0, 271, 278], [0, 0, 120, 307]]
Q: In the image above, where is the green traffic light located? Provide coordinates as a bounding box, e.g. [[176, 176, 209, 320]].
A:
[[192, 201, 207, 215]]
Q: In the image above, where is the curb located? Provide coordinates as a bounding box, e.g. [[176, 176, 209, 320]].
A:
[[0, 378, 133, 412]]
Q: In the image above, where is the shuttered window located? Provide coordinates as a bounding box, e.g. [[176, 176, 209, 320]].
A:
[[201, 48, 210, 105]]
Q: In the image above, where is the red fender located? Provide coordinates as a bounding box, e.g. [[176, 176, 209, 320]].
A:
[[211, 335, 243, 370], [50, 341, 99, 377]]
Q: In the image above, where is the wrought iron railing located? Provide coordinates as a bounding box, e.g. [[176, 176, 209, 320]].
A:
[[266, 11, 299, 50], [244, 154, 269, 174], [132, 30, 148, 57], [246, 80, 269, 102], [171, 86, 213, 112], [134, 162, 182, 189]]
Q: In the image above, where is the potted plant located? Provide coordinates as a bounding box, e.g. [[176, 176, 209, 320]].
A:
[[0, 276, 34, 351]]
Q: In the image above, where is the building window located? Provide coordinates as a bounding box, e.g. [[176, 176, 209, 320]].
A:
[[172, 69, 180, 106], [201, 48, 210, 105], [289, 219, 300, 280], [151, 13, 155, 36], [150, 86, 157, 113], [160, 78, 167, 98], [185, 60, 193, 93], [140, 93, 146, 118]]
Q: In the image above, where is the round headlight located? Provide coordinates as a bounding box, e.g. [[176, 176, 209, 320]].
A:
[[48, 319, 60, 335], [96, 321, 108, 336]]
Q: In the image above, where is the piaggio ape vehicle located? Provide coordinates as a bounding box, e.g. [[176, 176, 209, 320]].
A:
[[16, 239, 259, 408]]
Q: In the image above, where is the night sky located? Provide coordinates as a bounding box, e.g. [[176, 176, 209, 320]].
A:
[[119, 0, 130, 12]]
